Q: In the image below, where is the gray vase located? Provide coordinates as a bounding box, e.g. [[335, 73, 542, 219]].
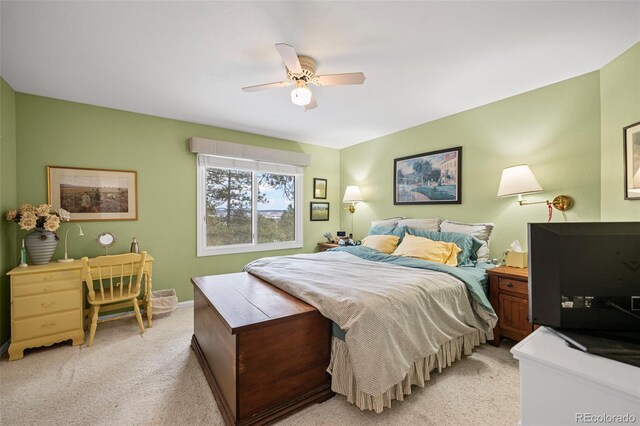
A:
[[24, 229, 58, 265]]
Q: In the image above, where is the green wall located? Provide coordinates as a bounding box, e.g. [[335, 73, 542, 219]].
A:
[[13, 94, 341, 307], [600, 42, 640, 220], [1, 78, 17, 345], [2, 43, 638, 347], [341, 72, 603, 257]]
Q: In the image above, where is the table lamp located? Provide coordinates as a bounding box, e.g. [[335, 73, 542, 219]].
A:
[[58, 223, 84, 263]]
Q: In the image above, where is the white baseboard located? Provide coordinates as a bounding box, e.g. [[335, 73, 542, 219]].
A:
[[0, 339, 10, 357], [176, 300, 194, 309]]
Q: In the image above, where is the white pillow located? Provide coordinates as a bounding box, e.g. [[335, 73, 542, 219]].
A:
[[397, 218, 441, 232], [371, 217, 405, 227], [440, 220, 495, 262]]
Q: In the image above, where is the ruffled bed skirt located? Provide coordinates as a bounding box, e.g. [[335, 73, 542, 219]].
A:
[[327, 329, 491, 413]]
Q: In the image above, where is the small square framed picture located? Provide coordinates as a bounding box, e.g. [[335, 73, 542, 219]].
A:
[[313, 178, 327, 199], [310, 202, 329, 221]]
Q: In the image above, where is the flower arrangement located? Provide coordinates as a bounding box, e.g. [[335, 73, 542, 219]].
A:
[[5, 204, 70, 233]]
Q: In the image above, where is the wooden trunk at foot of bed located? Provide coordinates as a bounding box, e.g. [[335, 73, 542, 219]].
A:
[[191, 272, 335, 426]]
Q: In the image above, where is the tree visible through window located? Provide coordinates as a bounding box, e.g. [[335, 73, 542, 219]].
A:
[[204, 168, 296, 247]]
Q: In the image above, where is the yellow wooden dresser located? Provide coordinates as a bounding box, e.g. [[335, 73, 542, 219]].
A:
[[7, 255, 154, 361]]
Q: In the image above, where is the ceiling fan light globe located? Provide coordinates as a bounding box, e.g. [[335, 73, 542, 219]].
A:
[[290, 86, 312, 106]]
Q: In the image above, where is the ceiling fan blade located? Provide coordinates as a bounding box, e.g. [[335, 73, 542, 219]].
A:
[[275, 43, 303, 74], [304, 96, 318, 111], [312, 72, 366, 86], [242, 81, 292, 92]]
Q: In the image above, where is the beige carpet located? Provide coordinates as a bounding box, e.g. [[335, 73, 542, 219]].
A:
[[0, 306, 520, 425]]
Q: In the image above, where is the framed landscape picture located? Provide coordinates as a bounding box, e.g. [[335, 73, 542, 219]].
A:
[[48, 166, 138, 221], [624, 121, 640, 200], [310, 202, 329, 221], [394, 146, 462, 205], [313, 178, 327, 199]]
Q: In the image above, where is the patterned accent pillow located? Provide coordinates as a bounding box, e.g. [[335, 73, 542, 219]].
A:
[[439, 220, 495, 262]]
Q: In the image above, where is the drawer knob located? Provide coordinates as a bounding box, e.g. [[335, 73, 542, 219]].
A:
[[505, 282, 513, 287], [41, 322, 56, 329], [41, 301, 56, 308]]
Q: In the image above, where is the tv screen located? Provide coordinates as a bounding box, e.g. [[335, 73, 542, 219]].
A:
[[529, 222, 640, 332]]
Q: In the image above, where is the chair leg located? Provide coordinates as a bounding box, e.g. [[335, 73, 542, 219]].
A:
[[132, 298, 145, 334], [88, 305, 100, 347]]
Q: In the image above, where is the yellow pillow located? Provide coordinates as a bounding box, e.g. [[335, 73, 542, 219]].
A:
[[392, 234, 462, 266], [361, 235, 400, 254]]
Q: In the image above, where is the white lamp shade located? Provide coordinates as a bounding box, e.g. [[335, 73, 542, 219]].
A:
[[343, 185, 363, 203], [290, 86, 312, 106], [497, 165, 543, 197]]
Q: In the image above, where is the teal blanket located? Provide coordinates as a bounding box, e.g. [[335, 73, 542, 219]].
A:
[[330, 246, 495, 313]]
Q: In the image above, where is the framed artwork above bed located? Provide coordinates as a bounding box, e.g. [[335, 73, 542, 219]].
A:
[[624, 121, 640, 200], [394, 146, 462, 205]]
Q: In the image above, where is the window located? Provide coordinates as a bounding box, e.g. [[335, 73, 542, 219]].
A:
[[197, 155, 303, 256]]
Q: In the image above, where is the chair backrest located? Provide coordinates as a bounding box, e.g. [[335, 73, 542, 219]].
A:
[[81, 252, 147, 302]]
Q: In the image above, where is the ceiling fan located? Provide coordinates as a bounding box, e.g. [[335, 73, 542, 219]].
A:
[[242, 43, 366, 111]]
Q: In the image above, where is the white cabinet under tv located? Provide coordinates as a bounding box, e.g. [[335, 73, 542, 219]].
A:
[[511, 327, 640, 426]]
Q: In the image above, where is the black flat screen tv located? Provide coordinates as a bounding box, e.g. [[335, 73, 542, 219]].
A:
[[528, 222, 640, 332]]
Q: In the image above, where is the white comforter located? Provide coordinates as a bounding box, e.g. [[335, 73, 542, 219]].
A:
[[244, 251, 496, 397]]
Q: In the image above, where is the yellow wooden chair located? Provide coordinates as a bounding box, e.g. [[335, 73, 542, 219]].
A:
[[81, 251, 148, 347]]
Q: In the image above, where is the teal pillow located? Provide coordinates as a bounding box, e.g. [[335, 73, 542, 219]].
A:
[[405, 228, 483, 266], [368, 225, 407, 241]]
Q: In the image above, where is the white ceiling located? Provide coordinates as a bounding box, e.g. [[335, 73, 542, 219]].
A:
[[1, 1, 639, 149]]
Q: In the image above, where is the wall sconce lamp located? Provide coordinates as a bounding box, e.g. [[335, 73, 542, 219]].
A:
[[497, 165, 574, 211], [343, 185, 364, 213], [57, 223, 84, 263]]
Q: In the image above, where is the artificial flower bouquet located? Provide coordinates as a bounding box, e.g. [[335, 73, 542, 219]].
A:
[[5, 204, 70, 233]]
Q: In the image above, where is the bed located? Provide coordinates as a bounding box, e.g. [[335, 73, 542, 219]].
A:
[[192, 219, 498, 423], [243, 245, 497, 413]]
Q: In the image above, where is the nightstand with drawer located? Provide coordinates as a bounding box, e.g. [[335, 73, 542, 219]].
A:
[[317, 242, 339, 252], [488, 266, 532, 346]]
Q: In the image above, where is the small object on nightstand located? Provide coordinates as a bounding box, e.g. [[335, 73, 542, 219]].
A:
[[130, 237, 139, 253], [488, 266, 532, 347], [505, 250, 528, 268], [504, 240, 528, 268]]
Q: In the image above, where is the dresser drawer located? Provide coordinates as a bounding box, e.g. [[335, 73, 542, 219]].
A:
[[13, 290, 82, 319], [498, 277, 528, 295], [12, 270, 81, 286], [12, 275, 81, 297], [12, 310, 82, 342]]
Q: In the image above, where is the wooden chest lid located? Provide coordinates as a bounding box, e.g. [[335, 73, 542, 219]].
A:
[[191, 272, 318, 334]]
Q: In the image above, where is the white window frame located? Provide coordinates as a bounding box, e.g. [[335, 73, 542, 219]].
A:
[[197, 154, 303, 256]]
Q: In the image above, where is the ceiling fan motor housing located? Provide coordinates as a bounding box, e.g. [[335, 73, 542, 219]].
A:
[[287, 56, 316, 82]]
